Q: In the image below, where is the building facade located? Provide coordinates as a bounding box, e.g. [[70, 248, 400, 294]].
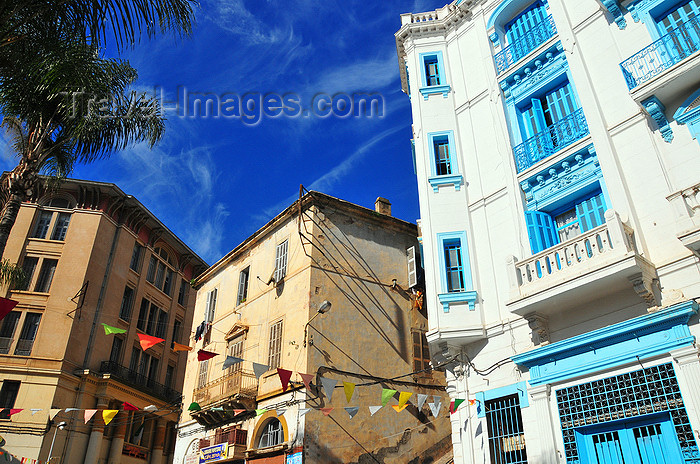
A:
[[396, 0, 700, 463], [0, 178, 206, 463], [174, 192, 452, 464]]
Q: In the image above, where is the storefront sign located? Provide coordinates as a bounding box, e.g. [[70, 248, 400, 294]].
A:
[[286, 451, 303, 464], [184, 453, 199, 464], [199, 444, 228, 463]]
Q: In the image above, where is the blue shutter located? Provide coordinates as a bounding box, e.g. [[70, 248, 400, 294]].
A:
[[657, 1, 700, 34], [544, 82, 577, 122], [575, 193, 606, 232], [522, 98, 547, 138], [525, 211, 558, 254], [505, 1, 547, 44]]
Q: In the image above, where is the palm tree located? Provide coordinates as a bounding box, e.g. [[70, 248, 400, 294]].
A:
[[0, 29, 165, 258]]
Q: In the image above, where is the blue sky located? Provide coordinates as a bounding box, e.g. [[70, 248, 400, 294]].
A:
[[1, 0, 445, 264]]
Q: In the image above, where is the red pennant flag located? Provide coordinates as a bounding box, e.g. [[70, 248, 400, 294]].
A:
[[320, 408, 333, 416], [469, 399, 476, 405], [450, 399, 466, 414], [277, 368, 292, 392], [233, 409, 246, 415], [123, 402, 138, 411], [9, 409, 23, 417], [197, 349, 217, 361], [138, 334, 164, 351], [300, 373, 314, 390], [0, 297, 18, 322]]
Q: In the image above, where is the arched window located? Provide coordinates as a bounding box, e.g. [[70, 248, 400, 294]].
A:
[[257, 419, 283, 448]]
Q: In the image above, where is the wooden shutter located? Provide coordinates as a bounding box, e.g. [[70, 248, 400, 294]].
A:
[[407, 246, 418, 288], [525, 211, 558, 254], [575, 193, 607, 232]]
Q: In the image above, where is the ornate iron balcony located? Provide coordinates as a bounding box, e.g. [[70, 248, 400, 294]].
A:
[[513, 108, 589, 173], [193, 369, 258, 408], [100, 360, 181, 402], [494, 16, 557, 74], [621, 16, 700, 90]]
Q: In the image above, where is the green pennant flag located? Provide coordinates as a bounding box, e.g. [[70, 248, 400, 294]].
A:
[[450, 399, 466, 414], [102, 323, 126, 335], [188, 402, 201, 412], [255, 409, 267, 416], [381, 389, 397, 406]]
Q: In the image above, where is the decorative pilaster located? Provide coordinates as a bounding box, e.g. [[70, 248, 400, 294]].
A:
[[601, 0, 627, 29], [149, 419, 165, 464], [525, 385, 559, 464], [84, 398, 108, 464], [108, 411, 127, 464], [642, 96, 674, 143], [671, 345, 700, 431]]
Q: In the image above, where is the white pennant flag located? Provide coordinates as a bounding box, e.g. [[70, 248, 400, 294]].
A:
[[428, 400, 442, 417], [144, 405, 157, 412], [276, 409, 287, 417], [30, 409, 42, 416], [416, 394, 428, 411], [298, 409, 311, 417], [345, 407, 359, 419], [368, 406, 383, 416], [320, 377, 338, 401]]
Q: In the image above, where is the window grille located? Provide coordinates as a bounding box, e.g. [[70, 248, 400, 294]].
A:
[[274, 241, 288, 282], [556, 362, 700, 463], [268, 320, 283, 369], [485, 394, 527, 464], [258, 419, 283, 448]]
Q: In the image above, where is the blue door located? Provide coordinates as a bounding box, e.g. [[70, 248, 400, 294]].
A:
[[577, 414, 684, 464]]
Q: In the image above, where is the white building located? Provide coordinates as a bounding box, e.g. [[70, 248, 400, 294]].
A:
[[395, 0, 700, 463]]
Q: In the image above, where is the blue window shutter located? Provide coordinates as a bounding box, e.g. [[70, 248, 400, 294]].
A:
[[525, 211, 558, 254], [544, 83, 577, 122], [657, 1, 700, 35], [522, 99, 547, 138], [505, 1, 546, 43], [575, 193, 606, 232]]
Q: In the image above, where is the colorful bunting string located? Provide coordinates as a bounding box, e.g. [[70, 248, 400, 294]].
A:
[[197, 349, 217, 361], [299, 373, 314, 390], [222, 356, 243, 370], [123, 402, 138, 411], [102, 323, 126, 335], [103, 410, 118, 425], [381, 389, 396, 406], [345, 407, 359, 419], [84, 410, 97, 424], [252, 363, 268, 379], [321, 378, 337, 401], [369, 406, 382, 416], [343, 382, 355, 403], [172, 342, 193, 352], [277, 368, 292, 392], [398, 391, 412, 408], [138, 334, 164, 351]]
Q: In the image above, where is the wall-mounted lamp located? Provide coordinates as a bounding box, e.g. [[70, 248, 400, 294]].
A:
[[304, 301, 332, 347]]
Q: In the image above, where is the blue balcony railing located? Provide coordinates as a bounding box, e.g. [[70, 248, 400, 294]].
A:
[[513, 108, 589, 172], [620, 16, 700, 90], [494, 16, 557, 74]]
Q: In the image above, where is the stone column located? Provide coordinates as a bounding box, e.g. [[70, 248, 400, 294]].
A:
[[107, 411, 127, 464], [84, 398, 108, 464], [671, 345, 700, 432], [526, 384, 559, 464], [149, 419, 165, 464]]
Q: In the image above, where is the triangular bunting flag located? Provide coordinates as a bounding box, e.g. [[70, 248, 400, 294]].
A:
[[65, 408, 78, 412], [222, 356, 243, 370], [417, 394, 428, 410], [300, 373, 314, 390], [381, 389, 397, 406], [211, 407, 224, 412], [188, 402, 201, 412], [102, 410, 118, 425], [469, 399, 476, 405], [343, 382, 355, 403], [30, 409, 41, 416], [172, 342, 193, 352], [320, 377, 337, 401], [450, 399, 466, 414], [197, 349, 217, 361], [0, 297, 18, 322], [398, 391, 412, 408], [277, 368, 292, 392], [233, 409, 246, 415], [138, 334, 164, 351], [276, 409, 287, 417], [102, 323, 126, 335], [392, 404, 408, 413], [320, 408, 333, 416], [299, 409, 311, 417], [369, 406, 383, 416], [428, 401, 442, 417], [84, 410, 97, 424], [123, 402, 138, 411], [255, 409, 266, 416], [143, 405, 157, 412], [8, 409, 22, 417], [50, 409, 61, 419], [345, 407, 359, 418], [253, 363, 269, 379]]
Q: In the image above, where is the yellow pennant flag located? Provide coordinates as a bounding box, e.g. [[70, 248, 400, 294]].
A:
[[392, 404, 408, 413], [172, 342, 193, 352], [102, 410, 118, 425], [343, 382, 355, 404], [398, 391, 412, 408]]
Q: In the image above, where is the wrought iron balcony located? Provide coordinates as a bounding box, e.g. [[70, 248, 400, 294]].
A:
[[0, 337, 11, 355], [193, 369, 258, 409], [13, 339, 35, 356], [100, 361, 181, 402], [621, 16, 700, 90], [512, 108, 589, 173], [494, 16, 557, 74]]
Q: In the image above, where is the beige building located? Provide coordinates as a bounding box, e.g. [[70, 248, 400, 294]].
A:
[[0, 177, 207, 463], [174, 191, 452, 464]]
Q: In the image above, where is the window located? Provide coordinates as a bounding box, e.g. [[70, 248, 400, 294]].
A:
[[205, 288, 218, 323], [274, 241, 288, 282], [31, 208, 72, 241], [177, 279, 188, 306], [656, 1, 700, 35], [146, 249, 177, 296], [51, 213, 71, 240], [427, 131, 462, 192], [171, 319, 182, 348], [137, 298, 164, 336], [257, 419, 284, 448], [32, 211, 52, 239], [198, 359, 209, 388], [444, 240, 465, 293], [16, 256, 38, 291], [0, 380, 20, 419], [109, 336, 123, 363], [237, 267, 249, 305], [412, 330, 431, 372], [436, 232, 477, 312], [155, 309, 168, 339], [129, 347, 140, 372], [228, 338, 244, 373], [130, 243, 144, 272], [146, 255, 157, 282], [125, 411, 146, 446], [268, 320, 283, 369], [146, 304, 158, 335], [418, 51, 450, 98], [485, 394, 527, 464], [119, 286, 135, 321], [525, 191, 607, 254], [137, 298, 150, 331], [407, 246, 419, 288], [164, 364, 175, 388], [0, 312, 20, 354], [14, 313, 41, 356], [147, 356, 160, 384], [34, 259, 57, 293]]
